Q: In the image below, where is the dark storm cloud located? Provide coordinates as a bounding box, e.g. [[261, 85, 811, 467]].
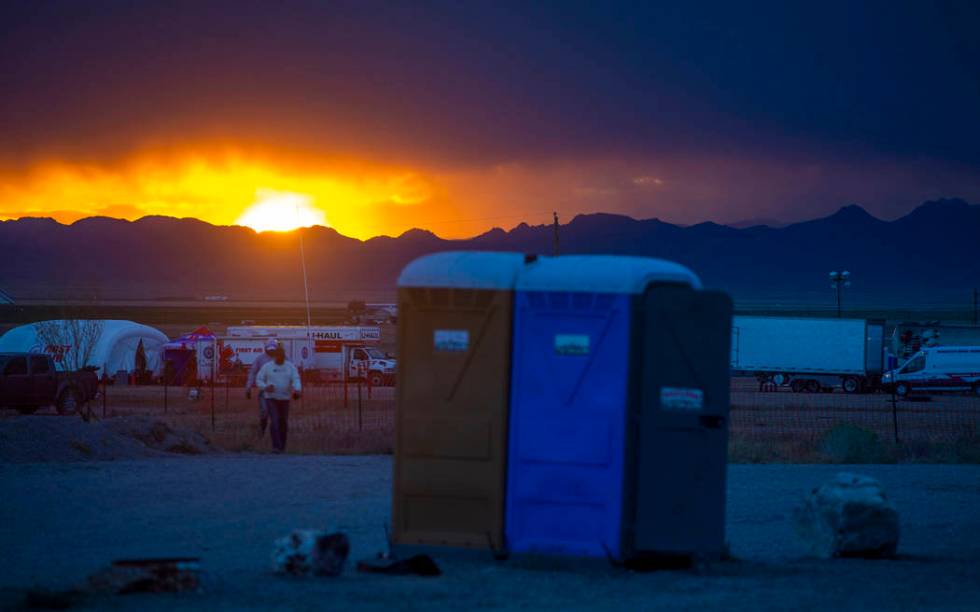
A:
[[2, 0, 978, 167]]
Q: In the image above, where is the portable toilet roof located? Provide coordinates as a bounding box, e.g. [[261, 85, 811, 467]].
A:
[[397, 251, 527, 290], [517, 255, 701, 293]]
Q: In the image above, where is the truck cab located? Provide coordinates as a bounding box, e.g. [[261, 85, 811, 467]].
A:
[[0, 352, 98, 414], [0, 353, 56, 413], [882, 346, 980, 397], [347, 345, 396, 386]]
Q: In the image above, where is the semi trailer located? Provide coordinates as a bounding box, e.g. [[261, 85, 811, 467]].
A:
[[730, 316, 885, 393]]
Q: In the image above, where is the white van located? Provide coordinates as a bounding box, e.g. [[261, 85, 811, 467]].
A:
[[882, 346, 980, 397]]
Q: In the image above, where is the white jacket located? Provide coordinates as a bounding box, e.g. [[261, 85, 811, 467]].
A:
[[256, 360, 302, 400]]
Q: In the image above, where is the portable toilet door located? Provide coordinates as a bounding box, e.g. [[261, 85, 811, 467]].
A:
[[393, 251, 526, 551], [625, 283, 733, 561], [505, 255, 703, 559]]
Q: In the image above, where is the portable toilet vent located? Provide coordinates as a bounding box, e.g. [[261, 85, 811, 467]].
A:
[[505, 255, 733, 561], [392, 251, 526, 551]]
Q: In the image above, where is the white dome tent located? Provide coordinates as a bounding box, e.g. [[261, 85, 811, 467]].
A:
[[0, 320, 168, 376]]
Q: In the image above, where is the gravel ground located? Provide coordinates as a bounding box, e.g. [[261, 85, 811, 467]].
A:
[[1, 457, 979, 611]]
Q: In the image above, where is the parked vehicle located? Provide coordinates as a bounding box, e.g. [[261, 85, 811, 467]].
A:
[[0, 352, 100, 414], [881, 346, 980, 397], [338, 345, 396, 386], [730, 316, 886, 393], [888, 323, 980, 364], [225, 325, 381, 344], [365, 303, 397, 324], [218, 332, 396, 386]]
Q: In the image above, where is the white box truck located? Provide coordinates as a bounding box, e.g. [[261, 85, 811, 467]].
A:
[[881, 346, 980, 397], [731, 316, 886, 393], [184, 337, 311, 382], [215, 336, 312, 375], [221, 326, 395, 385], [225, 325, 382, 343]]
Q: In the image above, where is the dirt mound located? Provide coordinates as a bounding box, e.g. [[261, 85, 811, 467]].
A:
[[103, 416, 212, 455], [0, 416, 215, 463]]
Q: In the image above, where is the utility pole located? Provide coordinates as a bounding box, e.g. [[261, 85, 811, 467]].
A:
[[296, 214, 314, 364], [552, 211, 560, 256], [829, 270, 851, 318]]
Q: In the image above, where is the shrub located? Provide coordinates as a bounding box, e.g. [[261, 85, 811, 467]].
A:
[[819, 423, 894, 464]]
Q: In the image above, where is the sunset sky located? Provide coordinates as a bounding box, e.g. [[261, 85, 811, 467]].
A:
[[2, 1, 979, 239]]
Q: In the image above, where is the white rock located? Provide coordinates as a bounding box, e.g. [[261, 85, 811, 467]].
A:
[[794, 472, 899, 559], [272, 529, 350, 576]]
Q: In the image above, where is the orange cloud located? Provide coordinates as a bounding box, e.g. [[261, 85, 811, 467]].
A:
[[3, 145, 976, 239], [0, 148, 441, 238]]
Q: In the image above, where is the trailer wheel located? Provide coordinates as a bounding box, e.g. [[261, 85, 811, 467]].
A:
[[805, 380, 820, 393], [895, 382, 911, 397], [842, 377, 861, 394], [790, 380, 805, 393]]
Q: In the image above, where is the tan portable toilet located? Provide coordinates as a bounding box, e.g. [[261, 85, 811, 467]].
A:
[[393, 251, 526, 550]]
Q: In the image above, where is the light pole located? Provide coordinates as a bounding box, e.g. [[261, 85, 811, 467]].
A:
[[829, 270, 850, 318]]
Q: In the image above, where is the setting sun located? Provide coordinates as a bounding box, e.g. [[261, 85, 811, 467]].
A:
[[236, 190, 327, 232], [0, 149, 448, 239]]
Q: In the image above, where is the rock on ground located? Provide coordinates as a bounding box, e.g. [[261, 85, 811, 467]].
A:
[[272, 529, 350, 576], [794, 472, 900, 559]]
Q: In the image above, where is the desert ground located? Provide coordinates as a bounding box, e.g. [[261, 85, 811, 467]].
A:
[[45, 376, 978, 462], [2, 303, 978, 609], [2, 454, 979, 611]]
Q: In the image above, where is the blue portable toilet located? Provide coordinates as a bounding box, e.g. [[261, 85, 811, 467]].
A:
[[505, 255, 732, 561]]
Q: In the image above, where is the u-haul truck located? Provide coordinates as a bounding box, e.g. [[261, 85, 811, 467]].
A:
[[221, 326, 395, 386]]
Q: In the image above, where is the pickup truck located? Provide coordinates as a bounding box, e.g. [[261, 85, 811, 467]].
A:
[[0, 352, 100, 415]]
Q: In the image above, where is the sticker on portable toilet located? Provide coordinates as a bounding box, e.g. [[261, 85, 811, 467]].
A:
[[660, 387, 704, 411], [434, 329, 469, 352], [554, 334, 590, 356]]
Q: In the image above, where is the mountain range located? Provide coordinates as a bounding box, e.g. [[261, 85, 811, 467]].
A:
[[1, 198, 977, 305]]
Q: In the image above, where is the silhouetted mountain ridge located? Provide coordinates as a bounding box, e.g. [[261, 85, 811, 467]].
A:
[[0, 199, 977, 303]]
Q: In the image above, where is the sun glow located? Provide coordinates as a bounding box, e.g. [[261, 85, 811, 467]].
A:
[[0, 149, 440, 239], [236, 190, 327, 232]]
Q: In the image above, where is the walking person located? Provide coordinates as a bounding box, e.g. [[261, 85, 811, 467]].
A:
[[246, 340, 279, 436], [256, 346, 302, 453]]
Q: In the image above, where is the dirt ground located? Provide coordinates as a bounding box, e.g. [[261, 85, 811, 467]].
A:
[[28, 375, 971, 461], [1, 457, 979, 611]]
